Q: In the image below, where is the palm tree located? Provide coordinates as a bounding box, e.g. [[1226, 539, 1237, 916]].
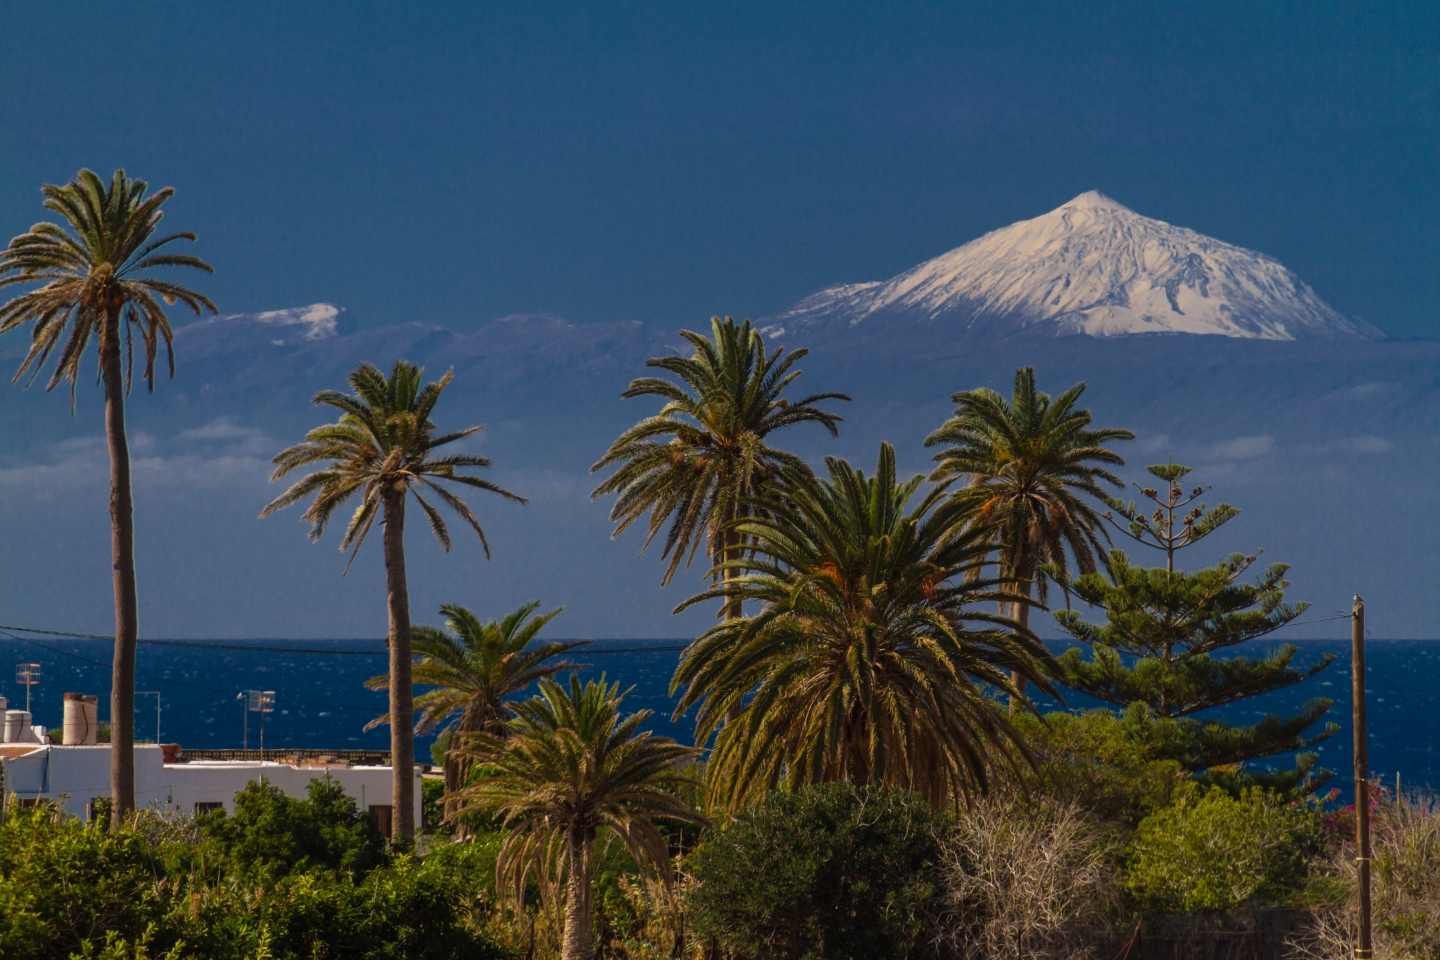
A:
[[924, 367, 1133, 710], [590, 316, 848, 618], [261, 360, 525, 846], [672, 442, 1057, 813], [0, 169, 215, 826], [457, 676, 704, 960], [363, 599, 589, 833]]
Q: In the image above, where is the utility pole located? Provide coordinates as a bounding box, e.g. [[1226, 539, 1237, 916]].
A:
[[1352, 594, 1372, 960]]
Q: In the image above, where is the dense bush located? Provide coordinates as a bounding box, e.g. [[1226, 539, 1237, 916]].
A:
[[689, 782, 944, 960], [199, 776, 387, 877], [0, 789, 508, 960], [1124, 785, 1321, 914]]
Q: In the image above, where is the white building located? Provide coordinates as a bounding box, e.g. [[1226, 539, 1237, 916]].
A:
[[0, 744, 422, 835]]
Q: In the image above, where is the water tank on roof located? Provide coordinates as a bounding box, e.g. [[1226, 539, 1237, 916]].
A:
[[63, 693, 99, 745]]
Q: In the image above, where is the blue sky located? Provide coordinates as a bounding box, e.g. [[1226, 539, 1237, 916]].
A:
[[2, 1, 1436, 336]]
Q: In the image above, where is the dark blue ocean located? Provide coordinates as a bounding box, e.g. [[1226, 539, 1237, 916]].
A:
[[3, 633, 1436, 795]]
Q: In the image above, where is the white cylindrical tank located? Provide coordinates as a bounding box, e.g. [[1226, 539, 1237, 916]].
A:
[[63, 693, 99, 745], [3, 710, 31, 743]]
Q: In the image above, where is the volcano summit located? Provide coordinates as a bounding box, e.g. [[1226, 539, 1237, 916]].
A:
[[764, 191, 1380, 341]]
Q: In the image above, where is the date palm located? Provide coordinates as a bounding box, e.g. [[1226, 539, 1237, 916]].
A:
[[0, 169, 214, 827], [673, 442, 1057, 812], [590, 316, 848, 618], [261, 359, 525, 846], [924, 367, 1132, 709], [458, 676, 703, 960], [364, 599, 589, 833]]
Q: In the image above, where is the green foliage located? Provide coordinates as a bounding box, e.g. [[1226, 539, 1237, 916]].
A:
[[1008, 706, 1187, 823], [1123, 786, 1321, 914], [0, 793, 508, 960], [1052, 541, 1337, 793], [0, 168, 216, 397], [924, 366, 1134, 607], [590, 314, 849, 588], [0, 808, 169, 960], [689, 782, 944, 960], [674, 442, 1055, 811], [423, 776, 447, 832], [458, 676, 703, 958], [199, 776, 387, 878]]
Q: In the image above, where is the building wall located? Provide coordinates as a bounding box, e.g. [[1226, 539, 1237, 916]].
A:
[[0, 745, 422, 828]]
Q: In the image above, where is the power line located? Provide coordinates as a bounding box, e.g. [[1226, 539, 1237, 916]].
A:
[[0, 623, 687, 656]]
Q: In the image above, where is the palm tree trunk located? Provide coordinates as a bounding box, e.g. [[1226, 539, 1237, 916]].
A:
[[382, 490, 416, 847], [561, 824, 596, 960], [720, 524, 741, 621], [101, 313, 138, 829], [445, 705, 485, 838], [1009, 577, 1034, 714]]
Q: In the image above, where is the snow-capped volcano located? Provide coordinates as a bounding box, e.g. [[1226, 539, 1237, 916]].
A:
[[765, 191, 1379, 340]]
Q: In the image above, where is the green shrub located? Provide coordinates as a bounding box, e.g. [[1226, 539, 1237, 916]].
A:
[[0, 790, 508, 960], [1009, 705, 1186, 823], [689, 782, 943, 960], [0, 809, 171, 960], [199, 775, 387, 877], [1124, 785, 1320, 913]]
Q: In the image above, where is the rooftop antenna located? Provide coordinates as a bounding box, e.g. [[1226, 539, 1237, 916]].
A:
[[15, 663, 41, 714], [253, 690, 275, 762]]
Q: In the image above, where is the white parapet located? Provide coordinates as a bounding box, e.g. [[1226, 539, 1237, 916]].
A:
[[0, 745, 421, 831]]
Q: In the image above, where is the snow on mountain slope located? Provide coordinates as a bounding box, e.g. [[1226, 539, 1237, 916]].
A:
[[765, 192, 1380, 340]]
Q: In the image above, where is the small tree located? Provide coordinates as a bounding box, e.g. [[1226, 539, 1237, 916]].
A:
[[1051, 464, 1338, 794], [688, 782, 945, 960]]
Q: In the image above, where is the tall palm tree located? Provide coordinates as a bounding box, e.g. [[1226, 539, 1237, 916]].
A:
[[590, 316, 848, 618], [261, 360, 525, 846], [458, 676, 704, 960], [924, 367, 1133, 710], [0, 169, 214, 826], [363, 599, 589, 832], [672, 442, 1057, 813]]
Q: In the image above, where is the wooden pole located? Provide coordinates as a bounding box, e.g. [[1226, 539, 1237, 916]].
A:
[[1352, 594, 1372, 960]]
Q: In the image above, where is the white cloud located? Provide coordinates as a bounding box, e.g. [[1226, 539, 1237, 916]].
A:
[[1205, 435, 1275, 460], [1137, 433, 1171, 453], [1335, 435, 1392, 454], [179, 416, 263, 442]]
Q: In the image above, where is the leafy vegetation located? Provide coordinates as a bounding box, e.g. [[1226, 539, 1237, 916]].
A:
[[673, 442, 1056, 811], [367, 600, 588, 833], [590, 315, 849, 616], [455, 676, 703, 960], [1123, 785, 1322, 913], [1052, 464, 1338, 795], [688, 782, 945, 960], [924, 366, 1133, 707]]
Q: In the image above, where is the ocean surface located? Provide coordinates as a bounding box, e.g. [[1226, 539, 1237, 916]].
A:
[[2, 632, 1436, 795]]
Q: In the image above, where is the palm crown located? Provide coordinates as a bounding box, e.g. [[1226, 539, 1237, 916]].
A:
[[260, 360, 525, 562], [367, 600, 588, 736], [925, 366, 1133, 603], [458, 676, 703, 960], [673, 442, 1057, 811], [0, 168, 215, 400], [591, 316, 849, 590]]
